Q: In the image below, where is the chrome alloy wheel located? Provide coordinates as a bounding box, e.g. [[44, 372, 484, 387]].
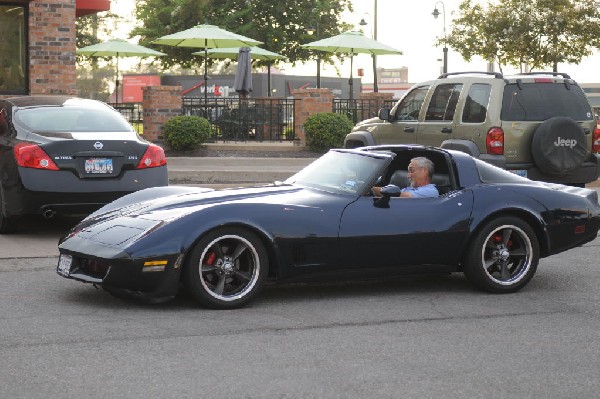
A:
[[481, 224, 533, 286], [198, 234, 261, 302]]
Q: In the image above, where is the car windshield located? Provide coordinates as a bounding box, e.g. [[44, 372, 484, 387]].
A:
[[15, 106, 132, 132], [285, 150, 389, 195]]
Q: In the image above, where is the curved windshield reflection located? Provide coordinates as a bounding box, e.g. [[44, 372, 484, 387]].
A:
[[285, 150, 388, 195]]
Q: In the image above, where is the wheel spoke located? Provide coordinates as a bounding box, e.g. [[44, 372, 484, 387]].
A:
[[212, 242, 225, 259], [201, 264, 219, 273], [230, 242, 248, 262], [213, 274, 226, 295], [484, 258, 496, 271], [509, 248, 527, 257], [502, 228, 513, 246], [233, 269, 252, 282], [500, 262, 511, 280]]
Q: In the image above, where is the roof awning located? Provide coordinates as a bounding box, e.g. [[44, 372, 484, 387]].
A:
[[76, 0, 110, 17]]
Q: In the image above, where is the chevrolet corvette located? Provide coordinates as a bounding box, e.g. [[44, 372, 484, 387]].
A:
[[57, 145, 600, 309]]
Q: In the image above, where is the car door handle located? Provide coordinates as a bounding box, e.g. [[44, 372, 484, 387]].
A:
[[441, 127, 453, 133], [404, 127, 415, 133]]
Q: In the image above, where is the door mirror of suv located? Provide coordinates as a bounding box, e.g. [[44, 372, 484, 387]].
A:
[[378, 108, 391, 121]]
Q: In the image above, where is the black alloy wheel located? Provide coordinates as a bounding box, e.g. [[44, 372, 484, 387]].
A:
[[463, 216, 539, 293], [183, 227, 268, 309]]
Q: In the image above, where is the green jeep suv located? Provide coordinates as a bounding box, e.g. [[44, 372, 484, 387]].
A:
[[344, 72, 600, 185]]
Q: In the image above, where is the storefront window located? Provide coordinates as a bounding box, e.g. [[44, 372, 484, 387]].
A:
[[0, 4, 27, 94]]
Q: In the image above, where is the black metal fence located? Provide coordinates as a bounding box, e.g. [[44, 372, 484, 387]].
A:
[[109, 97, 399, 142], [332, 98, 397, 124], [108, 102, 144, 133], [182, 97, 298, 142]]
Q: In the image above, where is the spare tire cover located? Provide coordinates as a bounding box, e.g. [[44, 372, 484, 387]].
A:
[[531, 117, 587, 175]]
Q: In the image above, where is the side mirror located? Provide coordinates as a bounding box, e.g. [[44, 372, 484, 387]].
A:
[[378, 108, 391, 122]]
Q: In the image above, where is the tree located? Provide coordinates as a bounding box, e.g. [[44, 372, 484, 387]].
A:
[[131, 0, 353, 70], [443, 0, 600, 72]]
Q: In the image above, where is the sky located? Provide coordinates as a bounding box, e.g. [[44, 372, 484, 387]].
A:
[[109, 0, 600, 84]]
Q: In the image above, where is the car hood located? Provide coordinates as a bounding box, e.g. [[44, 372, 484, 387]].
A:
[[352, 116, 381, 131], [83, 184, 334, 224]]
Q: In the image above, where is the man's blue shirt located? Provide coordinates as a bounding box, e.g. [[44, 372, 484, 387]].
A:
[[401, 183, 439, 198]]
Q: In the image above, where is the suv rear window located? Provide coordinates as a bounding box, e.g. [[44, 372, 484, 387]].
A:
[[501, 82, 593, 121]]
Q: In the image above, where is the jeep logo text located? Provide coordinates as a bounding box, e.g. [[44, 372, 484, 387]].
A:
[[554, 137, 577, 148]]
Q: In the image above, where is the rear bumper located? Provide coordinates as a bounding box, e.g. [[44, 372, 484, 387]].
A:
[[4, 166, 168, 217]]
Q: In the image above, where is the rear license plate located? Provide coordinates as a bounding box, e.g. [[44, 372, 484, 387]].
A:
[[85, 158, 113, 174], [510, 169, 527, 178], [57, 254, 73, 276]]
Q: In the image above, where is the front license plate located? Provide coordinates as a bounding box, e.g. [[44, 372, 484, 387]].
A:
[[57, 254, 72, 276], [85, 158, 113, 174], [510, 169, 527, 178]]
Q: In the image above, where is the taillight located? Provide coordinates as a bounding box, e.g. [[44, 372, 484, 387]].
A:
[[486, 127, 504, 155], [136, 144, 167, 169], [14, 143, 59, 170], [593, 125, 600, 153]]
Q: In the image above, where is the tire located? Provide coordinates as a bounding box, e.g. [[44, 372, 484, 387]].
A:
[[531, 117, 587, 175], [463, 216, 539, 293], [0, 191, 18, 234], [183, 227, 268, 309]]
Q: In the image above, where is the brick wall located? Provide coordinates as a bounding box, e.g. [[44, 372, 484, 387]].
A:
[[29, 0, 77, 95], [142, 85, 182, 142], [293, 88, 335, 145]]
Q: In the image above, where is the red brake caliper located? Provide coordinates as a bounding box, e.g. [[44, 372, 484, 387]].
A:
[[204, 251, 217, 265]]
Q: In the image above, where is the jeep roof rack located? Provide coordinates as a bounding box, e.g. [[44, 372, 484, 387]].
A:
[[437, 71, 503, 79], [513, 72, 572, 79]]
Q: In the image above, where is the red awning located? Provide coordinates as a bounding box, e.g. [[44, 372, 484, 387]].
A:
[[76, 0, 110, 17]]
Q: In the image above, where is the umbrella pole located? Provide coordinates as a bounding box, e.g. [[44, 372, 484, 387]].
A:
[[267, 62, 271, 97], [116, 56, 119, 104], [349, 54, 354, 101], [204, 45, 208, 118]]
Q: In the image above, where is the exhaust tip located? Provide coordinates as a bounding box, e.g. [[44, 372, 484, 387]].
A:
[[42, 209, 57, 219]]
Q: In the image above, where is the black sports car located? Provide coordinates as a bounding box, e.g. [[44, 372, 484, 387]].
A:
[[0, 96, 168, 233], [57, 145, 600, 309]]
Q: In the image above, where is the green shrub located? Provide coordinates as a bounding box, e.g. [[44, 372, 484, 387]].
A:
[[163, 115, 211, 151], [303, 112, 354, 152]]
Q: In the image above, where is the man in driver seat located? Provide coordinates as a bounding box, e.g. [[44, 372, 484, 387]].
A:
[[373, 157, 439, 198]]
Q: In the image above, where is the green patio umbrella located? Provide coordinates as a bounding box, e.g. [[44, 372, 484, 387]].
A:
[[154, 25, 262, 106], [303, 30, 402, 100], [199, 46, 286, 96], [77, 38, 166, 104]]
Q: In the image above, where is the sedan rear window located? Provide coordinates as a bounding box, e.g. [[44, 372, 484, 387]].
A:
[[15, 107, 132, 132], [501, 82, 593, 121]]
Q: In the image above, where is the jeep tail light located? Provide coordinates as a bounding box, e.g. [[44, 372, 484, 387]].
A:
[[14, 143, 59, 170], [136, 144, 167, 169], [486, 127, 504, 155], [593, 125, 600, 153]]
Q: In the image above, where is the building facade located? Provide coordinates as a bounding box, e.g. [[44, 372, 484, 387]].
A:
[[0, 0, 109, 98]]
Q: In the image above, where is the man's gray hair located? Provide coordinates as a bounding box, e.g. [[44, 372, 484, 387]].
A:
[[412, 157, 434, 177]]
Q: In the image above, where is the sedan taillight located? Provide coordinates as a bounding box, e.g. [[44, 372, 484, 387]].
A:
[[593, 125, 600, 153], [14, 143, 59, 170], [486, 127, 504, 155], [136, 144, 167, 169]]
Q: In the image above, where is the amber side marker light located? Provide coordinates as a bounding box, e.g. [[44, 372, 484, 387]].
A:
[[143, 260, 168, 272]]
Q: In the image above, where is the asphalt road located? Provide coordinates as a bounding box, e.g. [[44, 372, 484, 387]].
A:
[[1, 216, 599, 398]]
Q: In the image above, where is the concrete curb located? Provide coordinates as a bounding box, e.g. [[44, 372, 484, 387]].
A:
[[167, 157, 316, 185]]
